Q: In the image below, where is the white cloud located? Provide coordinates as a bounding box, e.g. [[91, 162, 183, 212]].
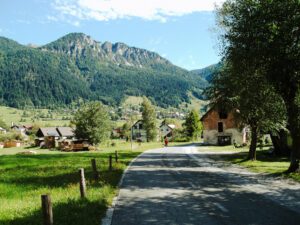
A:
[[52, 0, 223, 22]]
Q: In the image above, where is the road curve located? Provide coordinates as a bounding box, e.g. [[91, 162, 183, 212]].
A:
[[110, 146, 300, 225]]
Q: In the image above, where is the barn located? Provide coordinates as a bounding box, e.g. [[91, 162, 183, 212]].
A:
[[200, 106, 249, 145]]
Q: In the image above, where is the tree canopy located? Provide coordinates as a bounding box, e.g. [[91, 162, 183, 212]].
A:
[[141, 97, 157, 142], [72, 102, 111, 145], [183, 109, 202, 141], [216, 0, 300, 170]]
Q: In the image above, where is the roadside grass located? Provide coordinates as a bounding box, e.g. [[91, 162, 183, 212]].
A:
[[199, 146, 300, 182], [196, 144, 248, 153], [0, 141, 164, 225]]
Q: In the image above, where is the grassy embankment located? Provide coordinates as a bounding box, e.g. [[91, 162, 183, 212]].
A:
[[0, 141, 167, 225], [199, 145, 300, 182]]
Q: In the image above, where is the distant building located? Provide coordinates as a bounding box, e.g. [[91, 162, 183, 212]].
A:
[[160, 123, 175, 141], [11, 124, 27, 136], [200, 106, 249, 145], [10, 124, 31, 140], [35, 127, 75, 148], [36, 127, 60, 139], [131, 120, 147, 142]]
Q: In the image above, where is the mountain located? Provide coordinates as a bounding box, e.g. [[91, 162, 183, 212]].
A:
[[0, 33, 207, 108], [42, 33, 171, 69], [191, 63, 222, 83]]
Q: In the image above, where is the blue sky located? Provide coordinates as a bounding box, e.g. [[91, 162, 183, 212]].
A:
[[0, 0, 223, 70]]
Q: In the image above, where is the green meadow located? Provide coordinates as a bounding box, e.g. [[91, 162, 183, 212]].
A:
[[0, 142, 164, 225]]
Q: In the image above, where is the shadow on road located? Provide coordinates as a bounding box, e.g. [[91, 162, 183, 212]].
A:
[[112, 149, 300, 225]]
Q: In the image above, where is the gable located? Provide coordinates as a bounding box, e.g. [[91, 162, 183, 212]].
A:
[[201, 107, 239, 131], [132, 120, 144, 129]]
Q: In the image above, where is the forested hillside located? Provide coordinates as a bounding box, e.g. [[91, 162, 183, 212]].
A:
[[0, 33, 207, 108], [191, 63, 222, 82]]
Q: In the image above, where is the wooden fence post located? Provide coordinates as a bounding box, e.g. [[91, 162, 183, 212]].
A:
[[79, 168, 86, 198], [109, 155, 112, 171], [41, 194, 53, 225], [91, 159, 99, 181], [115, 150, 118, 163]]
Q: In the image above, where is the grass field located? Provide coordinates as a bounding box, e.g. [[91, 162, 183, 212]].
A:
[[0, 106, 72, 127], [196, 145, 300, 182], [0, 141, 164, 225]]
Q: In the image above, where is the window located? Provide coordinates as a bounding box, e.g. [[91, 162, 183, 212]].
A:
[[139, 124, 143, 129], [218, 122, 224, 133], [219, 111, 228, 119]]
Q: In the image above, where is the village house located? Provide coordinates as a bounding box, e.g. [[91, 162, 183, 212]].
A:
[[200, 106, 249, 145], [35, 127, 75, 148], [160, 123, 175, 141], [10, 124, 32, 140], [131, 120, 147, 142], [11, 124, 27, 135]]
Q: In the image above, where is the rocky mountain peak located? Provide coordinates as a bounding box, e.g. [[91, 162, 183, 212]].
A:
[[41, 33, 171, 68]]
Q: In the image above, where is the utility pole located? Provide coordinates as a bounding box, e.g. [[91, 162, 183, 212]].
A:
[[130, 126, 133, 151]]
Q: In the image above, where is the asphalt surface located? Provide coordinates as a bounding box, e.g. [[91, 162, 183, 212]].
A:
[[111, 146, 300, 225]]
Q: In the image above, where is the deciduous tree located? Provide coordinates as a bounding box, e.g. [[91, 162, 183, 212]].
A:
[[72, 102, 111, 145], [183, 110, 202, 141], [216, 0, 300, 170], [141, 97, 157, 142]]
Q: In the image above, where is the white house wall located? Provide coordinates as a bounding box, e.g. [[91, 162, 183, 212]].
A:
[[203, 128, 243, 145], [160, 125, 173, 138]]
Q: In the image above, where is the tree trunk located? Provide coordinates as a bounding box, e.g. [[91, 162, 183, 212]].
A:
[[270, 129, 291, 156], [248, 126, 258, 161], [286, 100, 300, 173], [287, 130, 300, 173]]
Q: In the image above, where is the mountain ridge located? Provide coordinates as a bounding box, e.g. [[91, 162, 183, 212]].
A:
[[0, 33, 208, 108], [41, 33, 172, 69]]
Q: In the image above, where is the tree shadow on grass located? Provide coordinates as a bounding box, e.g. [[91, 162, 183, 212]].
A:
[[0, 197, 108, 225], [3, 167, 123, 190], [212, 150, 290, 163]]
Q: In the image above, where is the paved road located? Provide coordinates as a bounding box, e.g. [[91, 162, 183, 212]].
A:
[[110, 146, 300, 225]]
